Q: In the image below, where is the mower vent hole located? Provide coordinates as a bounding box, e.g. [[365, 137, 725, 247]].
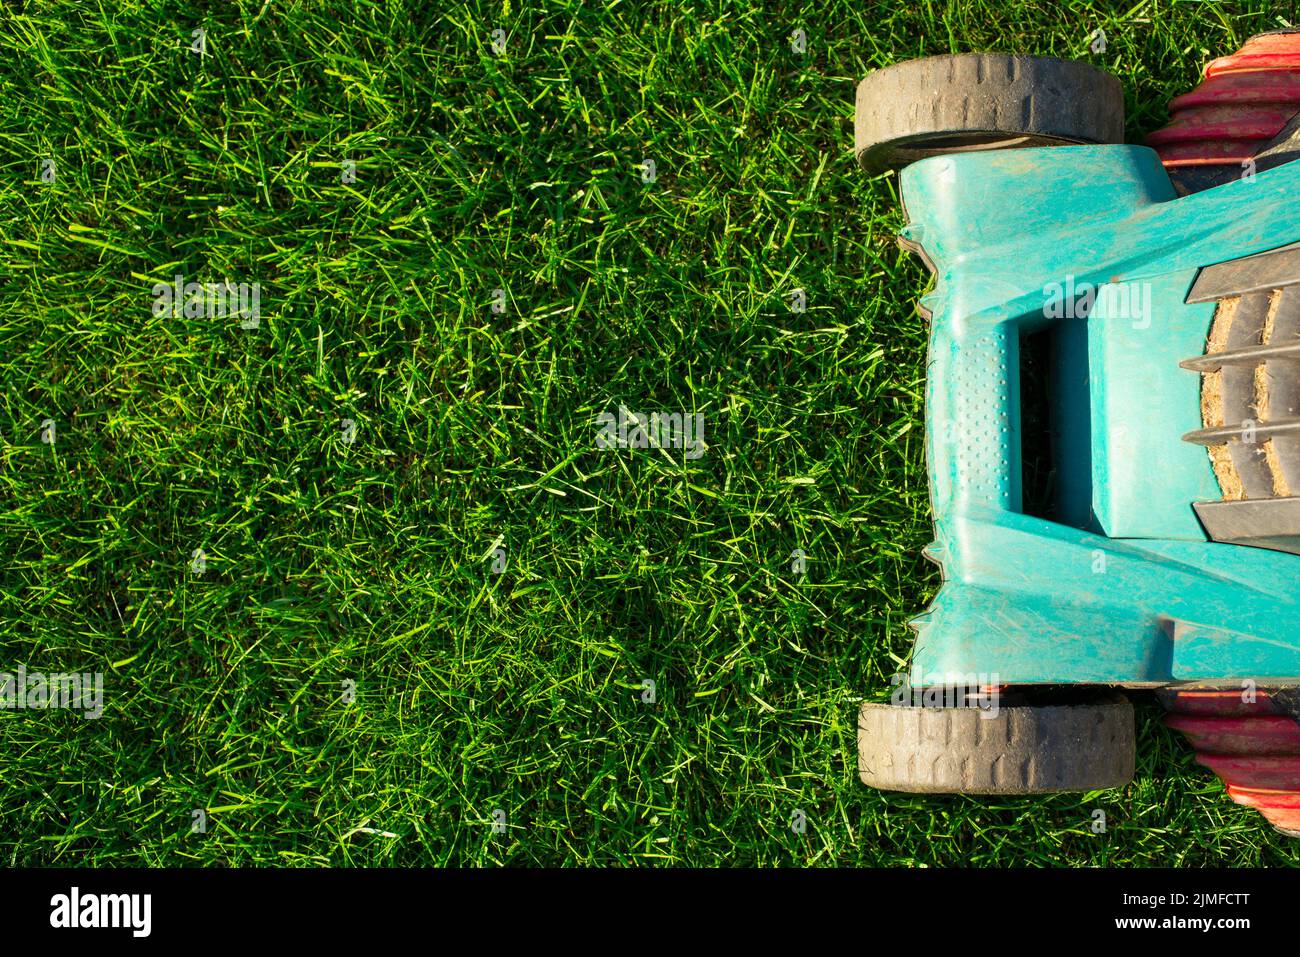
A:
[[1018, 319, 1094, 530], [1019, 326, 1057, 521]]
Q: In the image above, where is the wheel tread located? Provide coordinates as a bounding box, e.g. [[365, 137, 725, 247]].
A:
[[855, 54, 1125, 172], [857, 697, 1135, 794]]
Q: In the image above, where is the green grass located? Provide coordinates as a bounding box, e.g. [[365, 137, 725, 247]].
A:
[[1, 0, 1298, 867]]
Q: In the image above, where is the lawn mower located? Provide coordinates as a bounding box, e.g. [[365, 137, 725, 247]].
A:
[[854, 31, 1300, 835]]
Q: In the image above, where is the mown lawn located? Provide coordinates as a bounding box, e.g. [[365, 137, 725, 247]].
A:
[[1, 0, 1297, 865]]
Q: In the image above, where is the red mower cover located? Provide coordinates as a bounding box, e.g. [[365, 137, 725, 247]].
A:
[[1147, 30, 1300, 169]]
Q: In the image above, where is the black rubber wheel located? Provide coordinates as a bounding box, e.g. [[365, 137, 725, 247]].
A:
[[858, 695, 1135, 794], [855, 54, 1126, 173]]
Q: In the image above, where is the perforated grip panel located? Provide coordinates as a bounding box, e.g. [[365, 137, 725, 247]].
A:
[[929, 322, 1021, 514]]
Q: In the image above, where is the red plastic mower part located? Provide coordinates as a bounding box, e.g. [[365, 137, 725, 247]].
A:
[[1145, 31, 1300, 168], [1163, 691, 1300, 836]]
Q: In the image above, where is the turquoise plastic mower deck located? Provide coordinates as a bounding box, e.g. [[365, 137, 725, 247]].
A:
[[903, 143, 1300, 685]]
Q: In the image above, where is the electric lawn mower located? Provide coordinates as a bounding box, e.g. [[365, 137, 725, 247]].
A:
[[854, 31, 1300, 835]]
